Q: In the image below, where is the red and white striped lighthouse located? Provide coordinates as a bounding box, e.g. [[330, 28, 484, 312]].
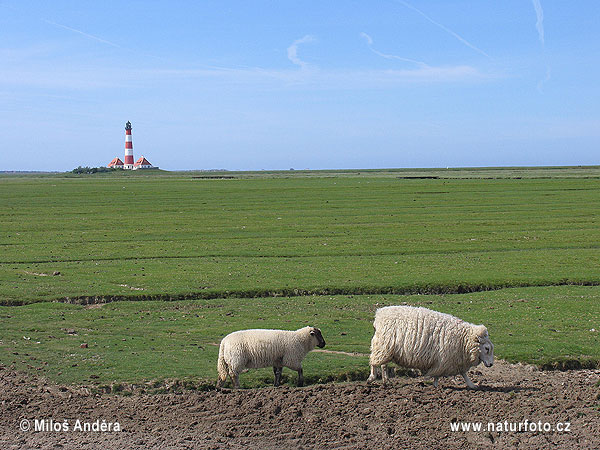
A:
[[123, 121, 134, 169]]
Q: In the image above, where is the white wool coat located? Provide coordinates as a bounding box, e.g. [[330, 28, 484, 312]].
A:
[[218, 326, 319, 378], [369, 306, 487, 377]]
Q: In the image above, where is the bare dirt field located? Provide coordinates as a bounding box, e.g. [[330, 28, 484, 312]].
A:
[[1, 361, 599, 450]]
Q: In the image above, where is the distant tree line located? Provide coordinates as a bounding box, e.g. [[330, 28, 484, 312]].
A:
[[71, 166, 115, 174]]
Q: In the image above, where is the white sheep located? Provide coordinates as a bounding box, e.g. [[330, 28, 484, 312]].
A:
[[216, 326, 326, 389], [367, 306, 494, 388]]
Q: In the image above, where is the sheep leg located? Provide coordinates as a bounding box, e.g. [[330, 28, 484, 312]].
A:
[[367, 365, 378, 383], [273, 367, 282, 387], [462, 372, 476, 389], [296, 368, 304, 387], [231, 372, 240, 389], [433, 377, 439, 388], [387, 366, 395, 379], [381, 364, 389, 385]]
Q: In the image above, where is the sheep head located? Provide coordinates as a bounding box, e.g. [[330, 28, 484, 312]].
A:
[[475, 325, 494, 368], [309, 327, 326, 348]]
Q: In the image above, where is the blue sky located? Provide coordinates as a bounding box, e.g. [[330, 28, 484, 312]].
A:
[[1, 1, 599, 171]]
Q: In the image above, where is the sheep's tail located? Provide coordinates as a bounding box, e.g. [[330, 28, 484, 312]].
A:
[[216, 343, 228, 387]]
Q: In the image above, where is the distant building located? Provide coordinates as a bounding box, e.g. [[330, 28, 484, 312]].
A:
[[107, 157, 124, 169], [133, 156, 155, 170], [107, 121, 158, 170]]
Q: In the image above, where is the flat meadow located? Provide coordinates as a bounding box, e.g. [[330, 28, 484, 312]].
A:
[[0, 167, 599, 388]]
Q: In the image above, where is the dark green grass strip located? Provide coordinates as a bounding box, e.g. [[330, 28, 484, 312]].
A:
[[3, 278, 599, 306]]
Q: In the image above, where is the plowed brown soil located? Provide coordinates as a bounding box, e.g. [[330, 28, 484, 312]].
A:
[[1, 361, 599, 449]]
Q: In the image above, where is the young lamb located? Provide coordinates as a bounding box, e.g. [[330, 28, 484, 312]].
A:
[[216, 326, 326, 389], [367, 306, 494, 388]]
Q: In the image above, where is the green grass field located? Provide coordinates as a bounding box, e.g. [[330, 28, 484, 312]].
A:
[[1, 167, 599, 388], [1, 286, 599, 389]]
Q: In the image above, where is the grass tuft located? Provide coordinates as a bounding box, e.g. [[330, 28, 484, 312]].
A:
[[538, 358, 600, 371]]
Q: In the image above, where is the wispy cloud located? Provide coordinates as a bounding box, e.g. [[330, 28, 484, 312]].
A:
[[145, 64, 491, 89], [287, 35, 316, 69], [531, 0, 545, 45], [0, 63, 491, 92], [537, 65, 551, 93], [0, 25, 491, 91], [360, 32, 428, 67], [361, 32, 373, 46], [3, 4, 169, 62], [42, 19, 122, 48], [531, 0, 550, 92], [1, 3, 122, 49], [393, 0, 491, 59]]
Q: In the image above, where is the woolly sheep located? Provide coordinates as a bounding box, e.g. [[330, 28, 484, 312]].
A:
[[367, 306, 494, 389], [216, 326, 326, 389]]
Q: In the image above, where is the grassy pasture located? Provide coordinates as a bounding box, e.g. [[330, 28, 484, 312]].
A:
[[0, 171, 599, 304], [0, 167, 599, 388], [0, 286, 598, 388]]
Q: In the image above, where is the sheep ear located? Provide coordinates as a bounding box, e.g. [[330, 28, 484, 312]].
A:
[[309, 330, 315, 335], [474, 325, 488, 342]]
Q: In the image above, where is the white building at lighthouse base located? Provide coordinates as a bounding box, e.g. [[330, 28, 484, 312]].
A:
[[107, 155, 157, 170], [133, 156, 156, 170]]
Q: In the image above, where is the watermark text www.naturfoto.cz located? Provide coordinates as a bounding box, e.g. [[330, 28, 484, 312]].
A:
[[19, 418, 121, 433], [450, 419, 570, 433]]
